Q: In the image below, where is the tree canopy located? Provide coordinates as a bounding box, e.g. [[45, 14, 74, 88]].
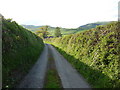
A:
[[35, 25, 49, 39], [54, 27, 62, 37]]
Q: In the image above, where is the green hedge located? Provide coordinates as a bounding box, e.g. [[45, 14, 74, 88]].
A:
[[45, 22, 120, 88], [2, 18, 44, 88]]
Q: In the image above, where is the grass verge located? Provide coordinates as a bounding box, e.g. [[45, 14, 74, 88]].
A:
[[44, 46, 62, 88]]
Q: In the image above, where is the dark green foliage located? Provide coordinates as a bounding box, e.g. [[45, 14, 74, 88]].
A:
[[45, 22, 120, 88], [2, 18, 44, 88]]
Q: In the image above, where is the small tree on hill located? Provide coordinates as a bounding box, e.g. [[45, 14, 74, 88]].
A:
[[54, 27, 62, 37], [36, 25, 49, 38], [35, 30, 49, 39], [39, 25, 49, 31]]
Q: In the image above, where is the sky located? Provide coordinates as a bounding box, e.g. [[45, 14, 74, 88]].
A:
[[0, 0, 119, 28]]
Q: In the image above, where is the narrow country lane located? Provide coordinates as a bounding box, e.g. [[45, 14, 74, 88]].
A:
[[18, 44, 48, 88], [48, 44, 91, 88], [18, 44, 91, 88]]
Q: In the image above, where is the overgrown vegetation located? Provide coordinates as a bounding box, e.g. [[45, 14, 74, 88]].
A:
[[2, 18, 44, 88], [45, 22, 120, 88]]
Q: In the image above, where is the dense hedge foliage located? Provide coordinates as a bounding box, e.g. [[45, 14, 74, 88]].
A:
[[45, 22, 120, 88], [2, 18, 44, 88]]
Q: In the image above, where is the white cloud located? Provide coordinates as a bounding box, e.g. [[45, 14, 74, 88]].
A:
[[0, 0, 119, 28]]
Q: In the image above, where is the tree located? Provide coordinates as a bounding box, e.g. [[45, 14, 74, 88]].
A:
[[36, 25, 49, 38], [44, 25, 49, 31], [35, 30, 49, 39], [39, 25, 49, 31], [6, 18, 12, 22], [54, 27, 62, 37]]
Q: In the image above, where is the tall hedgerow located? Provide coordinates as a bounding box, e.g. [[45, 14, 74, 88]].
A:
[[2, 18, 44, 88], [45, 22, 120, 88]]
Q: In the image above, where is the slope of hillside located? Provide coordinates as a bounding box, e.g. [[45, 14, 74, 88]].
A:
[[78, 22, 110, 30], [2, 18, 44, 88], [22, 25, 41, 32], [22, 22, 111, 36], [45, 22, 120, 88]]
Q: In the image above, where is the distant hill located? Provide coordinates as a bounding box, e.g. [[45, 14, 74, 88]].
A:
[[77, 22, 110, 31], [21, 21, 111, 35], [22, 25, 42, 32], [22, 25, 41, 29], [62, 21, 111, 35]]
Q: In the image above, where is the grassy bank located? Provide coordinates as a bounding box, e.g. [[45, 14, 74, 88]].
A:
[[45, 22, 120, 88], [2, 18, 44, 88]]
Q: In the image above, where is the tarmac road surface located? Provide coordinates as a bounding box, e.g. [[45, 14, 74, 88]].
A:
[[18, 44, 91, 88]]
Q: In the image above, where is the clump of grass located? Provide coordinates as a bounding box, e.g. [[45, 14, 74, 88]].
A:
[[44, 70, 62, 88], [44, 47, 62, 88]]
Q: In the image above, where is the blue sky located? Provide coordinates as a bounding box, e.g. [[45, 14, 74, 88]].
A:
[[0, 0, 119, 28]]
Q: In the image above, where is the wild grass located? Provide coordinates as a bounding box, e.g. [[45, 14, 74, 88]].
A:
[[44, 70, 62, 88]]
